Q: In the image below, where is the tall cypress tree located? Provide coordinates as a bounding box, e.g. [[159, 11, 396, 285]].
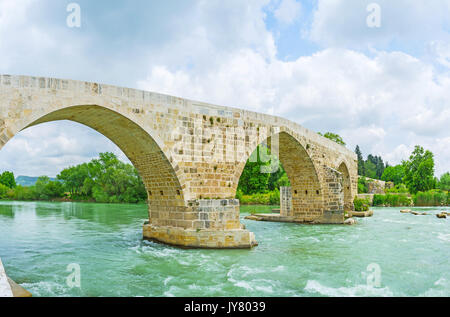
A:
[[355, 145, 365, 176], [376, 156, 385, 179]]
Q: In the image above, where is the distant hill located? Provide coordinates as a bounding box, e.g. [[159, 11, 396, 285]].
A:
[[15, 176, 57, 187]]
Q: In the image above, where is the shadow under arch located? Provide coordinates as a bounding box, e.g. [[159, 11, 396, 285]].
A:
[[337, 161, 352, 211], [14, 105, 186, 214], [234, 131, 324, 221]]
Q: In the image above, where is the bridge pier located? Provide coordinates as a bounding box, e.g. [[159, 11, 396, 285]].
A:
[[143, 199, 257, 249]]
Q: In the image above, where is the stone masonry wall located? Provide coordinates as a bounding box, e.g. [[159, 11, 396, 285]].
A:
[[280, 186, 292, 217]]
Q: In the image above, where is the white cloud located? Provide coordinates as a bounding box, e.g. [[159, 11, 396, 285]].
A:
[[429, 137, 450, 177], [309, 0, 450, 50], [0, 121, 128, 177], [429, 41, 450, 68], [274, 0, 301, 24], [139, 46, 450, 175]]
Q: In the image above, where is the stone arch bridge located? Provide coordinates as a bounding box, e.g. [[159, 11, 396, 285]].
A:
[[0, 75, 357, 249]]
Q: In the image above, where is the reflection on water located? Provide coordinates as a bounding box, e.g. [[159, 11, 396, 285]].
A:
[[0, 204, 13, 218], [0, 201, 449, 297]]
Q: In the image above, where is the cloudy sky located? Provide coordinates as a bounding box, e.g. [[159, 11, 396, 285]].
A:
[[0, 0, 449, 177]]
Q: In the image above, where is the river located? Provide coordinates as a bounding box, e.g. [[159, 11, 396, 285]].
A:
[[0, 201, 449, 297]]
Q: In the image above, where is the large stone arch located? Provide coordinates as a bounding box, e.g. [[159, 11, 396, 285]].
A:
[[234, 130, 324, 222], [1, 104, 185, 221]]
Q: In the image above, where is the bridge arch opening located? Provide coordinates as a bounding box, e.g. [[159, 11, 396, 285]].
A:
[[337, 162, 352, 211], [235, 131, 323, 221], [0, 105, 185, 220]]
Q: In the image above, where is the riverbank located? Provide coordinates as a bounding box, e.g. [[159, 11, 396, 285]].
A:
[[354, 190, 449, 211], [0, 197, 148, 205]]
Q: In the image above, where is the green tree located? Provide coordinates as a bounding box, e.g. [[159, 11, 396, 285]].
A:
[[237, 160, 270, 195], [355, 145, 365, 176], [358, 177, 368, 193], [268, 163, 290, 191], [402, 146, 435, 194], [237, 145, 292, 195], [35, 176, 64, 200], [438, 172, 450, 191], [381, 165, 405, 185], [0, 171, 16, 188], [318, 132, 346, 146], [0, 183, 10, 199], [364, 155, 385, 179], [57, 165, 88, 196], [54, 152, 147, 203], [35, 176, 51, 198], [375, 156, 385, 179], [364, 160, 377, 179]]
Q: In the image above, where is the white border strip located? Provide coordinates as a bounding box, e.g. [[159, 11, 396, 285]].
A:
[[0, 258, 13, 297]]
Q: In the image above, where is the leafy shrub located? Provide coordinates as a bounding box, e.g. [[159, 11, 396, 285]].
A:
[[354, 198, 370, 211], [385, 184, 409, 194], [92, 185, 109, 203], [269, 189, 280, 205], [235, 189, 244, 202], [413, 190, 448, 206], [0, 183, 10, 199], [240, 193, 270, 205], [358, 177, 368, 194], [372, 194, 385, 206], [373, 194, 412, 207]]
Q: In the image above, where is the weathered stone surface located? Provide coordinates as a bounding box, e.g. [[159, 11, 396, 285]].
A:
[[143, 223, 258, 249], [0, 75, 357, 249], [362, 177, 393, 194]]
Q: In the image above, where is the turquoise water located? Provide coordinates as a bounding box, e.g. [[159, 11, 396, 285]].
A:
[[0, 201, 449, 297]]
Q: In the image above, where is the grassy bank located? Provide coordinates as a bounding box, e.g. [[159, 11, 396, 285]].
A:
[[354, 190, 450, 210]]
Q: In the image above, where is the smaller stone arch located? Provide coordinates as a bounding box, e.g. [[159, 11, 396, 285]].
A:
[[234, 130, 324, 222]]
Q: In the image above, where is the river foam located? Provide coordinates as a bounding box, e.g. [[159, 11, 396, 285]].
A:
[[304, 280, 394, 297]]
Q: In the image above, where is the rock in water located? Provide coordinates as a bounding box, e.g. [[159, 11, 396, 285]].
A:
[[344, 218, 356, 225], [436, 213, 447, 219], [244, 215, 263, 221], [400, 209, 411, 213]]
